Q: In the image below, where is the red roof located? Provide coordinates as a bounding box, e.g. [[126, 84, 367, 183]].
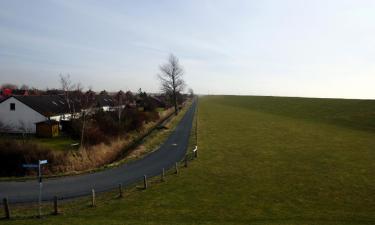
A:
[[2, 88, 12, 96]]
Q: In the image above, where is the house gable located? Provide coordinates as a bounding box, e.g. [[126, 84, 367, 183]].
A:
[[0, 96, 46, 133]]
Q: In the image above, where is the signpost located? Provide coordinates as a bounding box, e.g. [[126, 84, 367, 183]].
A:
[[22, 159, 48, 218], [22, 164, 38, 168]]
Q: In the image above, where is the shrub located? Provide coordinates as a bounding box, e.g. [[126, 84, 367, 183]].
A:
[[144, 111, 160, 123], [0, 140, 62, 176], [83, 122, 109, 146]]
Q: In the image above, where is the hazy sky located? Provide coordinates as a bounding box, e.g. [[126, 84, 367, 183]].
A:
[[1, 0, 375, 99]]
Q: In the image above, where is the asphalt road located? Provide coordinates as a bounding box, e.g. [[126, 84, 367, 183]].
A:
[[0, 101, 196, 204]]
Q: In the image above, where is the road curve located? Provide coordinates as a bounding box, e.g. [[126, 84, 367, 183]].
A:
[[0, 101, 196, 204]]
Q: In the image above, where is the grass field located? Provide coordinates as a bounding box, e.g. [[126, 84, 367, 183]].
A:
[[0, 135, 78, 152], [3, 95, 375, 225]]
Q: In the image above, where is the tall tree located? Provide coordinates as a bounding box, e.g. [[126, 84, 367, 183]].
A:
[[59, 74, 75, 117], [158, 54, 185, 115], [115, 90, 126, 127], [188, 88, 194, 98], [80, 89, 96, 146]]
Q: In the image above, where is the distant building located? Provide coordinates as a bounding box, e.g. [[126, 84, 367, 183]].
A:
[[95, 94, 115, 111], [150, 96, 167, 108], [0, 95, 74, 133]]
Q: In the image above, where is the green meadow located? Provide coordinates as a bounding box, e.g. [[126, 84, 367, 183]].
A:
[[3, 95, 375, 225]]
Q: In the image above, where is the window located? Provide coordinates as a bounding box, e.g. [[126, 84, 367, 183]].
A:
[[10, 103, 15, 111]]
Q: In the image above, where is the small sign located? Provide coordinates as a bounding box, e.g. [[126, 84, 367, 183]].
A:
[[39, 160, 48, 165], [22, 164, 38, 168]]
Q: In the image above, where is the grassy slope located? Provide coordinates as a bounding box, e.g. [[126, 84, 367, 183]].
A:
[[3, 96, 375, 225]]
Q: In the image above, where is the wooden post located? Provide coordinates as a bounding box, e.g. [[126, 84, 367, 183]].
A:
[[184, 156, 188, 168], [91, 189, 96, 207], [175, 162, 179, 174], [143, 175, 148, 189], [3, 198, 10, 219], [119, 184, 123, 198], [161, 168, 165, 182], [53, 196, 58, 215]]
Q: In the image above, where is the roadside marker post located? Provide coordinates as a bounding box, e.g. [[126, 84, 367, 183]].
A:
[[3, 197, 10, 219], [184, 156, 188, 168], [119, 184, 123, 198], [175, 162, 179, 174], [53, 196, 59, 215], [143, 175, 148, 189], [193, 146, 198, 158], [161, 168, 165, 182], [91, 189, 96, 207]]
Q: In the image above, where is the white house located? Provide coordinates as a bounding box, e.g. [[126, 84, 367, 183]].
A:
[[0, 95, 73, 133]]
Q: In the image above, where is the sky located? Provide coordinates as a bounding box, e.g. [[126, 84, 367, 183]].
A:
[[0, 0, 375, 99]]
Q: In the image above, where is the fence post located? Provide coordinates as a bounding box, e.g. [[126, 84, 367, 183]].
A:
[[143, 175, 148, 189], [161, 168, 165, 182], [184, 156, 188, 168], [119, 184, 123, 198], [91, 189, 96, 207], [53, 196, 58, 215], [3, 198, 10, 219], [175, 162, 179, 174], [194, 147, 198, 158]]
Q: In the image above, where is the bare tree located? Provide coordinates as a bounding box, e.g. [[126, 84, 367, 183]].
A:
[[59, 74, 75, 118], [79, 90, 96, 146], [188, 88, 194, 98], [158, 54, 185, 115], [1, 83, 18, 89], [115, 90, 126, 127], [20, 84, 29, 90], [71, 82, 84, 118]]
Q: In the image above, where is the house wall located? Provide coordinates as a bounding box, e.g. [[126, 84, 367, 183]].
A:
[[0, 97, 46, 133], [102, 106, 111, 111]]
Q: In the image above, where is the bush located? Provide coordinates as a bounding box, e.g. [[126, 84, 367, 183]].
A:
[[144, 111, 160, 123], [64, 106, 161, 147], [93, 110, 120, 136], [123, 109, 146, 131], [83, 122, 109, 146], [0, 140, 62, 176]]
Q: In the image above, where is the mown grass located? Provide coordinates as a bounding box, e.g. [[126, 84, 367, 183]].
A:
[[32, 136, 79, 151], [0, 135, 78, 152], [2, 95, 375, 225]]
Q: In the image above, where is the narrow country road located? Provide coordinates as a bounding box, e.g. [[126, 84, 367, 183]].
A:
[[0, 101, 196, 204]]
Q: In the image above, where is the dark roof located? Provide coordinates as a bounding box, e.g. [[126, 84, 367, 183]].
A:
[[96, 94, 115, 107], [12, 95, 73, 117]]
